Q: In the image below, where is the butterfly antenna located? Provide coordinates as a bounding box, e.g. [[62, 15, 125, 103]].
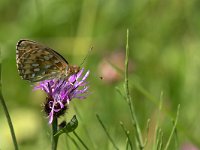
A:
[[79, 45, 93, 67]]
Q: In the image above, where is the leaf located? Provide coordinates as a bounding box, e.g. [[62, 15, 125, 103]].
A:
[[55, 115, 78, 137]]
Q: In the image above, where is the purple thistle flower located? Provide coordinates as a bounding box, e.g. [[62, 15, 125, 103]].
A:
[[34, 68, 90, 124]]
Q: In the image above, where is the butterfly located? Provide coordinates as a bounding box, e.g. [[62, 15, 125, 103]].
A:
[[16, 39, 80, 82]]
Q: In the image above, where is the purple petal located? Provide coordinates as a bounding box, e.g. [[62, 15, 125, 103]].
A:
[[82, 70, 90, 81], [48, 111, 54, 124], [76, 68, 84, 79], [34, 68, 90, 124], [68, 74, 77, 83]]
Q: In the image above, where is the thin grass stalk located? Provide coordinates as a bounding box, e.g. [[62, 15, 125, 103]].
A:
[[73, 104, 96, 149], [73, 131, 89, 150], [174, 123, 179, 150], [96, 114, 119, 150], [124, 29, 144, 149], [126, 138, 129, 150], [0, 49, 18, 150], [120, 122, 133, 150], [67, 134, 81, 150], [65, 134, 71, 150], [163, 104, 180, 150], [143, 119, 150, 147], [153, 92, 163, 150], [158, 131, 163, 150]]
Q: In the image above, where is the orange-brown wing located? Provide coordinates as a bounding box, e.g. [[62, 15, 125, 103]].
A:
[[16, 40, 69, 82]]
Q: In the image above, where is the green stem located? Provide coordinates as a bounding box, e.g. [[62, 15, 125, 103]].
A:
[[164, 104, 180, 150], [73, 104, 96, 149], [52, 118, 59, 150], [120, 122, 133, 150], [0, 93, 19, 150], [67, 134, 81, 149], [0, 49, 18, 150], [73, 131, 89, 150], [125, 29, 144, 149], [96, 114, 119, 150]]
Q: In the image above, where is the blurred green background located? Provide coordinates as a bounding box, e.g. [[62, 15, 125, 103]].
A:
[[0, 0, 200, 149]]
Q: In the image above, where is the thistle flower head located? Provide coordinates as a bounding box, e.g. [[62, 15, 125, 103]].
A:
[[34, 68, 89, 124]]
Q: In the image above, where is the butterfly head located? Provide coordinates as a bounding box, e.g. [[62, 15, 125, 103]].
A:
[[67, 65, 80, 76]]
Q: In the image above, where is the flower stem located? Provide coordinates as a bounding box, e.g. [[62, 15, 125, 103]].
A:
[[0, 49, 18, 150], [52, 118, 59, 150]]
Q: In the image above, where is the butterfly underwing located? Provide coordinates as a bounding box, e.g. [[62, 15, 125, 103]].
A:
[[16, 39, 80, 82]]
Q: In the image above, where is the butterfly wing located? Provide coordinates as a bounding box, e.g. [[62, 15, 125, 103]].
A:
[[16, 40, 69, 82]]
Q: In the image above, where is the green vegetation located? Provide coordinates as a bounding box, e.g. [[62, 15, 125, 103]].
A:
[[0, 0, 200, 149]]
